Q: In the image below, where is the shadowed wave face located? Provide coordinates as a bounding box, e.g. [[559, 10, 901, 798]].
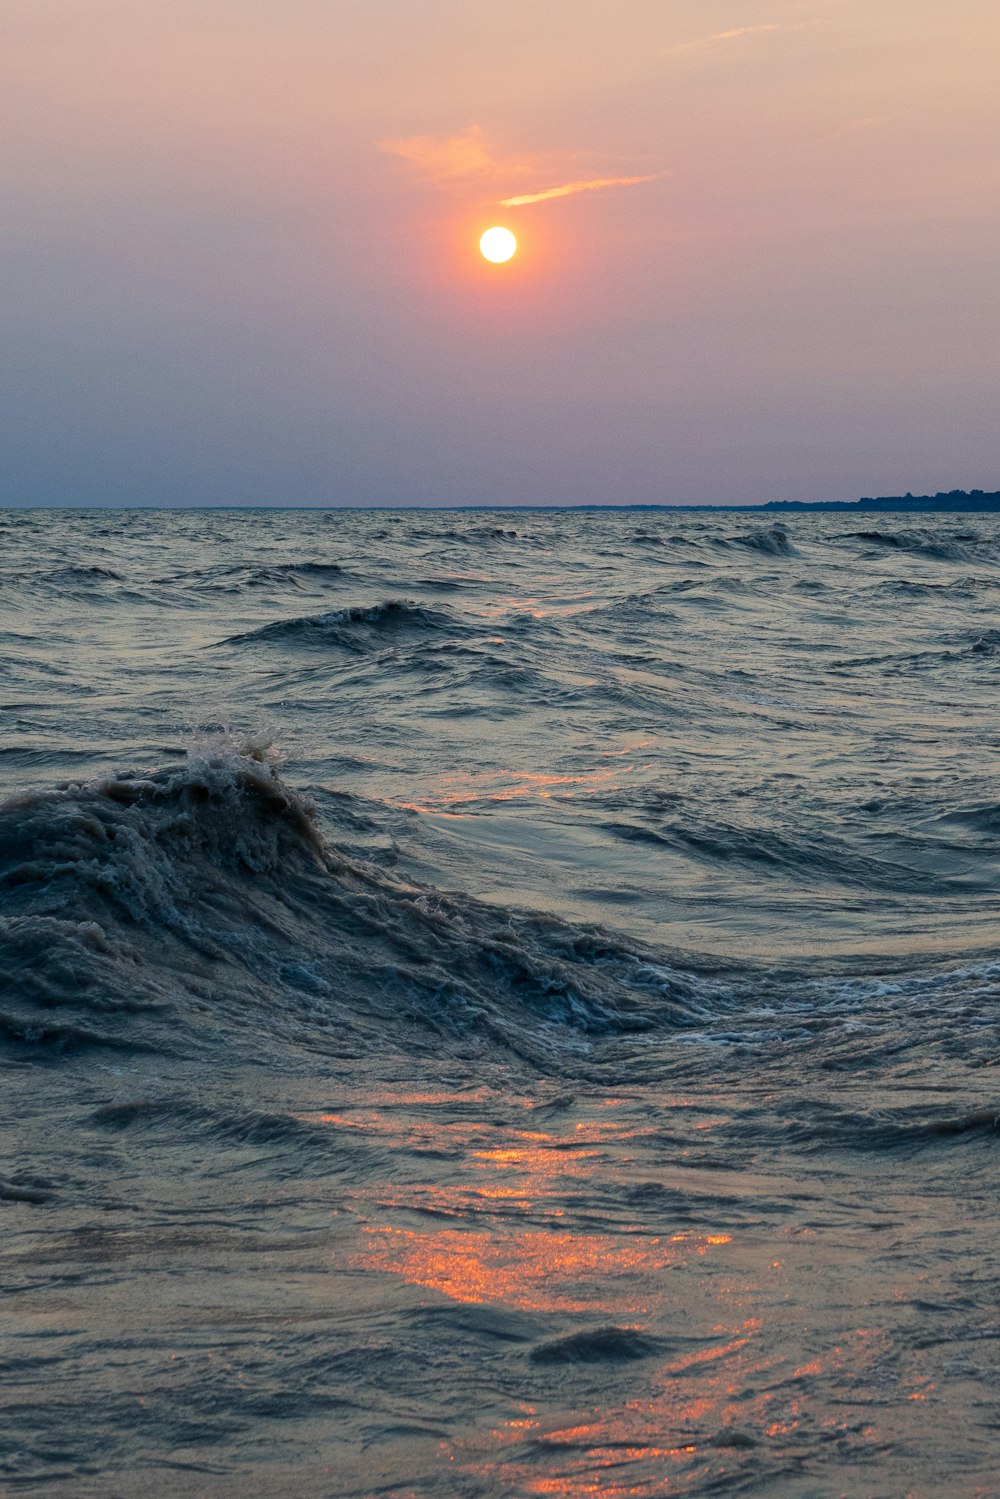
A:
[[0, 739, 715, 1065], [3, 507, 1000, 1499]]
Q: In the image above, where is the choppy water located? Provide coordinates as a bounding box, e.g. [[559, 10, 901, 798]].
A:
[[2, 507, 999, 1497]]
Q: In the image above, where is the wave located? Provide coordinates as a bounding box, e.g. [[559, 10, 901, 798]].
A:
[[1, 564, 127, 599], [830, 628, 1000, 672], [410, 525, 518, 543], [184, 561, 346, 592], [933, 799, 1000, 835], [714, 525, 796, 557], [779, 1099, 1000, 1152], [218, 599, 457, 650], [847, 528, 989, 563], [43, 565, 124, 582], [0, 744, 735, 1067], [602, 816, 934, 894], [965, 628, 1000, 654], [139, 561, 349, 593], [578, 593, 682, 631], [877, 577, 979, 599], [4, 744, 1000, 1086], [529, 1327, 665, 1364], [266, 562, 344, 578]]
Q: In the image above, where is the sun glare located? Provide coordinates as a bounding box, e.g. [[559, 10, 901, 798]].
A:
[[480, 226, 517, 264]]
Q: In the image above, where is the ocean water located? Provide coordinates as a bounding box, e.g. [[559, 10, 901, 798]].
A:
[[2, 506, 999, 1498]]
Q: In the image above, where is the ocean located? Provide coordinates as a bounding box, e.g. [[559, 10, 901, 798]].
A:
[[2, 506, 999, 1497]]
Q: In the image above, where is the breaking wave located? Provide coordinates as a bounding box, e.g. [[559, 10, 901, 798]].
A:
[[0, 744, 734, 1066], [6, 740, 997, 1091]]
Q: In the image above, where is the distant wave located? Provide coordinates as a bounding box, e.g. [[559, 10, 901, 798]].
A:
[[847, 528, 988, 563], [163, 561, 347, 592], [830, 627, 1000, 672], [218, 599, 457, 649], [44, 564, 124, 582], [410, 524, 518, 543], [2, 564, 126, 597], [579, 593, 682, 630], [714, 525, 796, 557], [267, 561, 344, 578], [878, 577, 977, 597]]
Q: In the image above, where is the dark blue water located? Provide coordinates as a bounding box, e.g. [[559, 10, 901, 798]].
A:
[[3, 508, 999, 1496]]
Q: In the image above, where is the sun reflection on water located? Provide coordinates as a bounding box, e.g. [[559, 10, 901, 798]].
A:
[[357, 1223, 733, 1315], [310, 1085, 930, 1494]]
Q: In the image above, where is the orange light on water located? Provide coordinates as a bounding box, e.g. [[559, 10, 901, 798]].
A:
[[355, 1222, 735, 1316]]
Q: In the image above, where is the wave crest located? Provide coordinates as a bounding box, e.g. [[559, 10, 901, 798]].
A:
[[849, 528, 986, 562], [219, 599, 456, 649], [715, 526, 796, 557]]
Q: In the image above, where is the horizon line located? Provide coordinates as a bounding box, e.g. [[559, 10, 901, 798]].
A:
[[0, 489, 996, 515]]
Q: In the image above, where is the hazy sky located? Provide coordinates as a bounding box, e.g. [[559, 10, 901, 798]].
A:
[[2, 0, 997, 506]]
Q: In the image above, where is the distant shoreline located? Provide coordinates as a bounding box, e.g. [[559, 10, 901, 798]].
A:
[[451, 491, 1000, 514], [458, 493, 1000, 513], [757, 490, 1000, 514]]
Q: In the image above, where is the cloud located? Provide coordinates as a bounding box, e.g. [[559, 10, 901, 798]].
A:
[[817, 113, 895, 145], [380, 128, 664, 211], [379, 126, 527, 182], [664, 22, 812, 57], [500, 174, 665, 208]]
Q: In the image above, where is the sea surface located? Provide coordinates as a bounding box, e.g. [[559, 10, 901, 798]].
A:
[[2, 507, 999, 1497]]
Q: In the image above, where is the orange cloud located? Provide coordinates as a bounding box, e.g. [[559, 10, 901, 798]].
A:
[[500, 173, 665, 208], [381, 128, 665, 213], [664, 22, 813, 57], [379, 125, 529, 182]]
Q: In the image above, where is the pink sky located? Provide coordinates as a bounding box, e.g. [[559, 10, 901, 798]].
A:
[[2, 0, 998, 505]]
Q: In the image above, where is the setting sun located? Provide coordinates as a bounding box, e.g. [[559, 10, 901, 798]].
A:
[[479, 226, 517, 264]]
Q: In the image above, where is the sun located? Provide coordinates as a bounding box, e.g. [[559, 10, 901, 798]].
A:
[[480, 226, 517, 264]]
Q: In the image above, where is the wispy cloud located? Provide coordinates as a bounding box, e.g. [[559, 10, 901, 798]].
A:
[[500, 173, 665, 208], [664, 22, 813, 57], [379, 126, 529, 183], [381, 128, 664, 212], [817, 113, 895, 145]]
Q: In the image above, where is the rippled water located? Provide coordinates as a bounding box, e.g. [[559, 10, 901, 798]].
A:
[[2, 508, 999, 1496]]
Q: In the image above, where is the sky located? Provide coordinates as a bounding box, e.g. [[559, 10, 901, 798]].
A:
[[2, 0, 998, 507]]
